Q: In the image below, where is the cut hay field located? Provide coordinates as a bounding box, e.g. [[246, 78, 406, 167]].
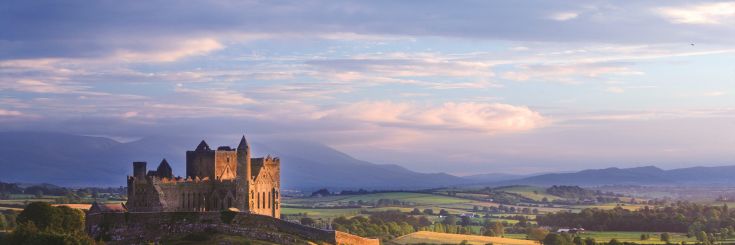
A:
[[392, 231, 539, 245]]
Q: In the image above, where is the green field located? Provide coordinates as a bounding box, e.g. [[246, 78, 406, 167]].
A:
[[281, 207, 362, 218], [286, 192, 471, 206], [496, 186, 562, 202]]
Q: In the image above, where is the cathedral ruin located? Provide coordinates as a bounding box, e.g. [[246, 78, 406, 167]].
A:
[[125, 136, 281, 217]]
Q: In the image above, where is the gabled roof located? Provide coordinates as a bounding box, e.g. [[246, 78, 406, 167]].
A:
[[196, 140, 211, 151]]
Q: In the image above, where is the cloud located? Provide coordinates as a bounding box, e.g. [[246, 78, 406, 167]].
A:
[[704, 91, 727, 97], [606, 87, 625, 93], [4, 80, 86, 94], [114, 38, 224, 62], [657, 2, 735, 24], [549, 12, 579, 21], [0, 109, 23, 116], [5, 0, 735, 62], [501, 62, 642, 83], [318, 101, 548, 134], [175, 87, 256, 105]]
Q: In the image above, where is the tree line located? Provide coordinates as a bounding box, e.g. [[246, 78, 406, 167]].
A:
[[538, 202, 735, 236], [1, 202, 97, 244]]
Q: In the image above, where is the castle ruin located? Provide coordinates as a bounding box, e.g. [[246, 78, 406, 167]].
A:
[[126, 136, 281, 217]]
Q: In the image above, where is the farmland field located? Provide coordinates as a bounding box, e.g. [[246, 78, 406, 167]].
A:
[[496, 186, 562, 202], [392, 231, 539, 245], [286, 192, 470, 206]]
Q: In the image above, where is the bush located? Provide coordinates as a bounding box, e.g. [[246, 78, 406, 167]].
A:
[[220, 210, 237, 224]]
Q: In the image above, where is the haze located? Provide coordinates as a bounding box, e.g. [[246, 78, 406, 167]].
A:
[[1, 0, 734, 176]]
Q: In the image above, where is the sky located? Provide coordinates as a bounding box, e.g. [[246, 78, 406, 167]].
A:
[[1, 0, 734, 176]]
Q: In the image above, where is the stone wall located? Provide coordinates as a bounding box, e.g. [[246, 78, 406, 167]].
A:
[[86, 212, 375, 245]]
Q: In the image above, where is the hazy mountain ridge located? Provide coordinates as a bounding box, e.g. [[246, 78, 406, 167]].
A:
[[490, 165, 735, 186], [2, 132, 735, 189], [0, 132, 467, 190]]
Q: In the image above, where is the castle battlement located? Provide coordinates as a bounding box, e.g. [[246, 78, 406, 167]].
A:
[[126, 136, 281, 217]]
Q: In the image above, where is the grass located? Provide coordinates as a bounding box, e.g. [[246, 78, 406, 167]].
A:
[[392, 231, 539, 245], [495, 186, 562, 202], [281, 207, 363, 218]]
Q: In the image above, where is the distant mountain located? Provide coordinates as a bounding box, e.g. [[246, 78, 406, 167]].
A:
[[490, 165, 735, 186], [461, 173, 529, 183], [0, 131, 467, 190]]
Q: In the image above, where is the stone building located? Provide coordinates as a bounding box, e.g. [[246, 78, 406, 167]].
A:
[[126, 136, 281, 217]]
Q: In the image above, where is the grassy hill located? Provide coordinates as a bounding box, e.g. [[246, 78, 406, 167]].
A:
[[392, 231, 538, 245]]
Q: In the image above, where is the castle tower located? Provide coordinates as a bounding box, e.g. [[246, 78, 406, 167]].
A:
[[133, 161, 147, 178], [236, 135, 251, 211], [237, 135, 251, 180], [186, 140, 215, 179], [156, 158, 173, 179]]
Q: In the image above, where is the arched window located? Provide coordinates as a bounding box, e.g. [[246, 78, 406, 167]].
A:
[[257, 192, 260, 209], [268, 191, 271, 209], [262, 192, 266, 209]]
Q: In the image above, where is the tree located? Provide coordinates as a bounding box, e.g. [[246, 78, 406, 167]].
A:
[[485, 222, 504, 237], [573, 236, 583, 245], [423, 209, 434, 215], [527, 227, 549, 241], [460, 216, 472, 226], [34, 190, 43, 199], [660, 232, 671, 243], [310, 188, 330, 197], [443, 215, 458, 225], [608, 238, 622, 245], [410, 208, 422, 215], [16, 202, 60, 232], [7, 202, 94, 245], [0, 214, 6, 231], [543, 233, 567, 245], [439, 209, 449, 216], [584, 237, 596, 245], [300, 217, 315, 226], [418, 216, 432, 227], [696, 231, 707, 242]]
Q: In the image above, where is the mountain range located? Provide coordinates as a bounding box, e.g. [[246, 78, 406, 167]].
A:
[[0, 132, 465, 190], [1, 132, 734, 190]]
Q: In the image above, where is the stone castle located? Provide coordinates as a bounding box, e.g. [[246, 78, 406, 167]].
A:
[[88, 135, 379, 244], [126, 136, 281, 217]]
